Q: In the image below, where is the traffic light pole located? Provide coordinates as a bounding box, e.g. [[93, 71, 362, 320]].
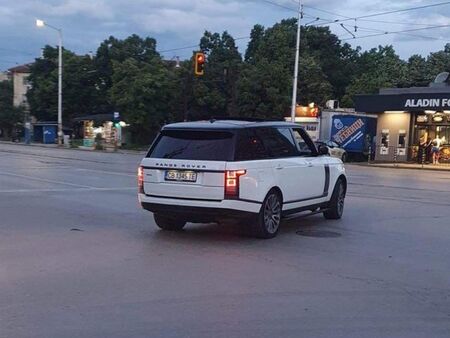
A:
[[290, 1, 303, 123]]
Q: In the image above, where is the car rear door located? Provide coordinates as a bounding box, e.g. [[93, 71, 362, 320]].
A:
[[255, 127, 324, 204], [140, 129, 234, 201], [290, 128, 327, 201]]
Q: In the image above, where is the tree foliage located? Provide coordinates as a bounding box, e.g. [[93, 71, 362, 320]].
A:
[[24, 19, 450, 144], [0, 80, 23, 136]]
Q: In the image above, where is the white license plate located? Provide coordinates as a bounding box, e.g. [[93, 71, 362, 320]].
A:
[[165, 170, 197, 182]]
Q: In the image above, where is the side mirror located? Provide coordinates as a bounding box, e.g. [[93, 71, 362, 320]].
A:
[[318, 145, 329, 155]]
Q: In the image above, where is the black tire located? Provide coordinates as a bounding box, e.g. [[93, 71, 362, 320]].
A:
[[341, 152, 347, 163], [154, 214, 186, 231], [251, 190, 282, 239], [323, 179, 346, 220]]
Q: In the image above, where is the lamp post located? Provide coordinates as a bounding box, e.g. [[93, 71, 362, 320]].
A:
[[36, 19, 63, 145], [290, 2, 303, 123]]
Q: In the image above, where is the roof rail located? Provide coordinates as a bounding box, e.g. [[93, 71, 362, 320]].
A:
[[209, 116, 283, 122]]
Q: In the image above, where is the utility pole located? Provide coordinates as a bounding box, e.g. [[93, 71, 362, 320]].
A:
[[291, 1, 303, 123], [57, 28, 63, 146]]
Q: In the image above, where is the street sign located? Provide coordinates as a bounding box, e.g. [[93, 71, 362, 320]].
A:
[[114, 112, 120, 120]]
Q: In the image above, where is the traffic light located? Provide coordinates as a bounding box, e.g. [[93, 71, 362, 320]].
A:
[[194, 52, 205, 76]]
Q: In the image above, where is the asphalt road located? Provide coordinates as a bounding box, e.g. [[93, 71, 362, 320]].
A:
[[1, 143, 450, 338]]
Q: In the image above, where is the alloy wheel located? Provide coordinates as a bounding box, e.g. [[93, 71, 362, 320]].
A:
[[263, 194, 281, 234], [337, 183, 345, 216]]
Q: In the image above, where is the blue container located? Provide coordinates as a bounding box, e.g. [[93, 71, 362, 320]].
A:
[[43, 126, 57, 144]]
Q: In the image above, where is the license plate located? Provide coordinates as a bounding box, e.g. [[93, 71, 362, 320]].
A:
[[165, 170, 197, 182]]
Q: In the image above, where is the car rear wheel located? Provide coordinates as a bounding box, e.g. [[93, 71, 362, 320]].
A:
[[323, 179, 346, 220], [154, 214, 186, 231], [252, 191, 282, 239]]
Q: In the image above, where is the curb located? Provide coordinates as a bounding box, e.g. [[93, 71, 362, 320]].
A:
[[350, 162, 450, 173]]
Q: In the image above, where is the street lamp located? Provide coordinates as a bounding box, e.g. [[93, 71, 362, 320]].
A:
[[36, 19, 63, 145]]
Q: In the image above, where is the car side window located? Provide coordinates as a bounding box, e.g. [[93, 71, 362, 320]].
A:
[[235, 129, 269, 161], [292, 128, 318, 157], [255, 128, 297, 158]]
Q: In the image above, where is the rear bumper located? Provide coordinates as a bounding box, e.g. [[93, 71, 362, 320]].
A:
[[139, 193, 261, 222]]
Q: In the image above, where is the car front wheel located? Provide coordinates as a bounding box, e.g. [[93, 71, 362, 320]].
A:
[[341, 152, 347, 162], [154, 214, 186, 231], [252, 191, 282, 239]]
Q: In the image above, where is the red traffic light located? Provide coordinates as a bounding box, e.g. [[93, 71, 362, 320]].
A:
[[194, 52, 205, 76], [197, 54, 205, 64]]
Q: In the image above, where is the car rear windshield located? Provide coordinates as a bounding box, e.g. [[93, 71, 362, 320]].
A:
[[147, 129, 235, 161]]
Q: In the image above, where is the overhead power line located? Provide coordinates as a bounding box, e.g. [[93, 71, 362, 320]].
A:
[[157, 36, 250, 54], [316, 1, 450, 26], [301, 3, 352, 19], [261, 0, 299, 13], [342, 23, 450, 41], [0, 59, 19, 64], [0, 47, 35, 56]]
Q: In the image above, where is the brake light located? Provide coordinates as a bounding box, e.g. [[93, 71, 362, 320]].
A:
[[225, 170, 246, 199], [138, 166, 144, 193]]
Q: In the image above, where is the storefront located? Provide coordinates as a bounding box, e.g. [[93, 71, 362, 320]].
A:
[[72, 113, 129, 149], [354, 84, 450, 163]]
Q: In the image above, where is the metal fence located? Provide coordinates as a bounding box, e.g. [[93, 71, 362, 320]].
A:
[[368, 145, 450, 167]]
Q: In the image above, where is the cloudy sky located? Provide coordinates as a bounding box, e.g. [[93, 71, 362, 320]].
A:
[[1, 0, 450, 71]]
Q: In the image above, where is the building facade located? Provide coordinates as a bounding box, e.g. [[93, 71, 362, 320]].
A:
[[354, 77, 450, 163], [8, 64, 31, 109], [0, 71, 9, 82]]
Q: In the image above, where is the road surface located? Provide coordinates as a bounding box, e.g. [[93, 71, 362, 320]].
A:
[[1, 143, 449, 338]]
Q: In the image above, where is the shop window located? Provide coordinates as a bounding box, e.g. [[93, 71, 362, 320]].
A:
[[398, 131, 406, 148], [380, 130, 389, 155], [397, 130, 407, 156]]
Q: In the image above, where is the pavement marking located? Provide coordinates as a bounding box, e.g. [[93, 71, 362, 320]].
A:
[[0, 187, 136, 194], [0, 171, 98, 189], [349, 182, 450, 193], [74, 168, 136, 177], [347, 193, 450, 206]]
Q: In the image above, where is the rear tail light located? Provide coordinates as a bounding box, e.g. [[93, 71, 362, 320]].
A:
[[225, 170, 246, 199], [138, 166, 144, 194]]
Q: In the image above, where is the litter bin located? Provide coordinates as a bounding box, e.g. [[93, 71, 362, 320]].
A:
[[63, 134, 70, 148]]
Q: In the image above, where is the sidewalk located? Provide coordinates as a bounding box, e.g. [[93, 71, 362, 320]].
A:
[[357, 161, 450, 172], [0, 140, 146, 155]]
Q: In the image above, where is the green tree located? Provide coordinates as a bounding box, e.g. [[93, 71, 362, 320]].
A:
[[27, 45, 100, 122], [109, 57, 172, 144], [405, 55, 430, 87], [237, 20, 334, 119], [0, 80, 23, 138], [94, 34, 160, 113], [426, 43, 450, 80], [343, 45, 407, 106], [185, 31, 242, 119]]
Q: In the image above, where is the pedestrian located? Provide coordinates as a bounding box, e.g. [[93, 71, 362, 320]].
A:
[[431, 135, 444, 165]]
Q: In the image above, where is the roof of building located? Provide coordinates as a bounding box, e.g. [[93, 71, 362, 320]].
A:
[[8, 64, 32, 74]]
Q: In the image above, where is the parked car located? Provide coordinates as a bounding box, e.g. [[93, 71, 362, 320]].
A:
[[316, 140, 348, 162], [138, 119, 347, 239]]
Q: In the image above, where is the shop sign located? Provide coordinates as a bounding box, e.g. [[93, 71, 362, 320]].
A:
[[433, 115, 444, 123], [404, 99, 446, 108], [356, 93, 450, 113], [333, 118, 365, 146], [416, 115, 428, 123]]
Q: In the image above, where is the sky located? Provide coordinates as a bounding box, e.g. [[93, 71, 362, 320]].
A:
[[1, 0, 450, 71]]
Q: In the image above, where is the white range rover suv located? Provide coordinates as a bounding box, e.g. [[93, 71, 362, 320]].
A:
[[138, 119, 347, 239]]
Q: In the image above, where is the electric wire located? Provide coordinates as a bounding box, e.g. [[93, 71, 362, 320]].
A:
[[157, 36, 250, 54]]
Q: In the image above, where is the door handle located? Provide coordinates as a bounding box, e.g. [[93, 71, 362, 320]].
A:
[[276, 165, 284, 170], [306, 161, 313, 167]]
